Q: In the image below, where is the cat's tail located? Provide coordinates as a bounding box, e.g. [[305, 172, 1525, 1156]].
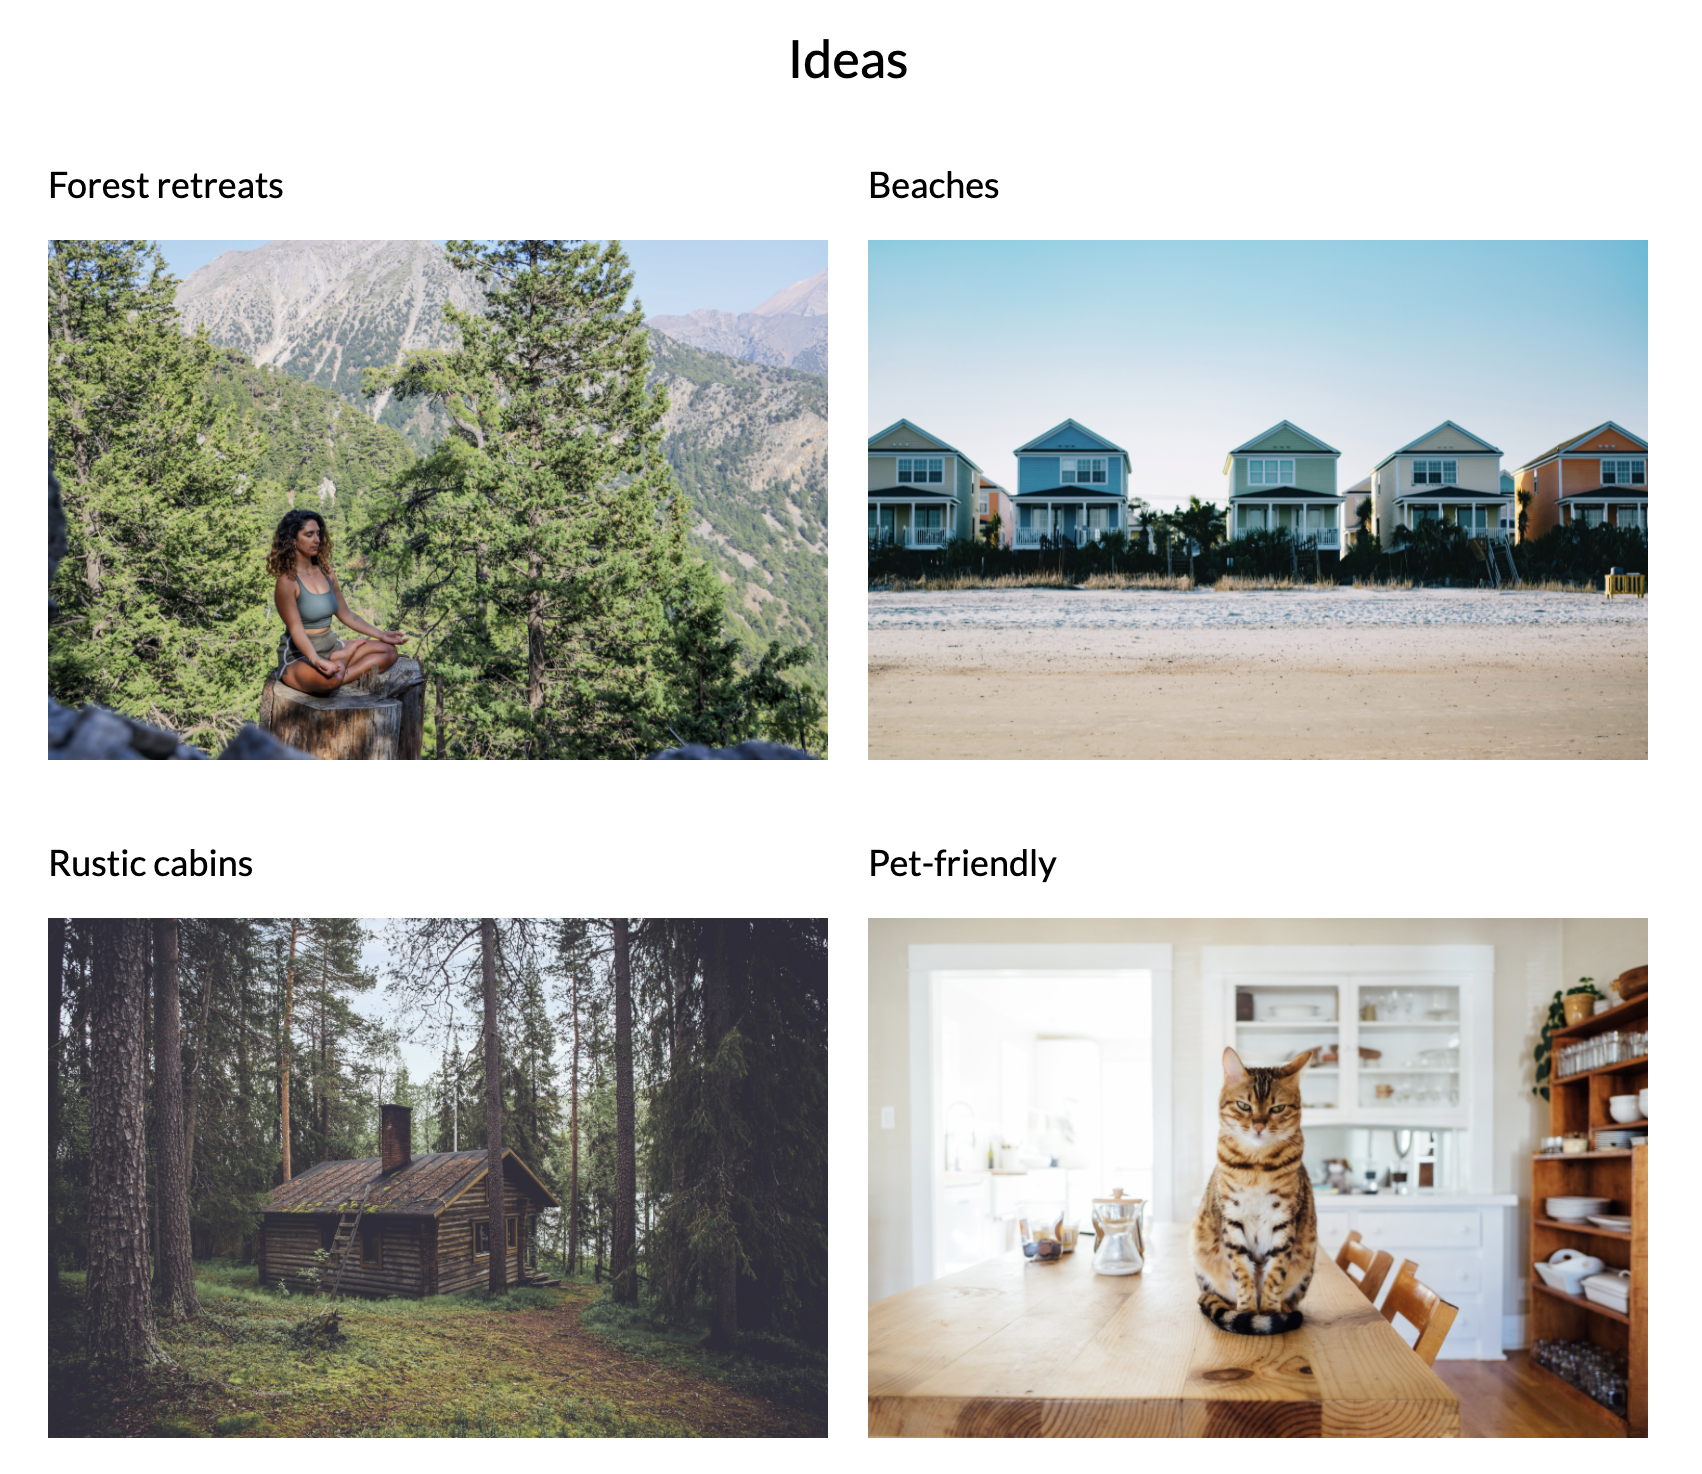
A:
[[1198, 1294, 1304, 1336]]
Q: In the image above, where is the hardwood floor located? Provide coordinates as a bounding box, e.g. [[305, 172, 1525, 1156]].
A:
[[1432, 1351, 1625, 1437]]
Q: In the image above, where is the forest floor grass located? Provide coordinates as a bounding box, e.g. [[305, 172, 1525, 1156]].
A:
[[49, 1263, 825, 1437]]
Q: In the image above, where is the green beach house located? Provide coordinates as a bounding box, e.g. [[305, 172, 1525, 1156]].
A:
[[868, 419, 982, 548], [1223, 421, 1344, 552]]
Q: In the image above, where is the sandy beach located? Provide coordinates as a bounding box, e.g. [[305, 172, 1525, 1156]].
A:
[[868, 589, 1647, 759]]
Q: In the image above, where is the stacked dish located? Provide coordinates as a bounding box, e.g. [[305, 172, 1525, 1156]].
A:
[[1586, 1214, 1633, 1232], [1546, 1196, 1613, 1222]]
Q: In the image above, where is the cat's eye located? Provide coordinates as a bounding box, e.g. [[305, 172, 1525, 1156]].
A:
[[1271, 1105, 1286, 1113], [1234, 1101, 1251, 1112]]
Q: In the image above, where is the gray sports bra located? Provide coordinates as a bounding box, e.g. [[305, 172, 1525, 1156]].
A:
[[296, 570, 338, 629]]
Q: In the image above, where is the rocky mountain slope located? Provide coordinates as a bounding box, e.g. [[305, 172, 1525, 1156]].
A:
[[177, 240, 485, 449], [648, 332, 827, 683], [647, 269, 828, 375]]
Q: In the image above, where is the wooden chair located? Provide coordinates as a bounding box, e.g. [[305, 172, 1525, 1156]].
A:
[[1378, 1258, 1459, 1367], [1334, 1229, 1395, 1304]]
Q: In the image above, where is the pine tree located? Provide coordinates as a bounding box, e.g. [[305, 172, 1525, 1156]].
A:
[[48, 242, 271, 749], [150, 921, 198, 1318], [86, 920, 168, 1370], [366, 241, 693, 758]]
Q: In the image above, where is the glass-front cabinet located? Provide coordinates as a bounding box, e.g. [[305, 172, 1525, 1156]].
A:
[[1204, 946, 1495, 1195]]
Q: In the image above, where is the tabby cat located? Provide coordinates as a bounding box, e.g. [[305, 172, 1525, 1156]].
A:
[[1192, 1045, 1318, 1335]]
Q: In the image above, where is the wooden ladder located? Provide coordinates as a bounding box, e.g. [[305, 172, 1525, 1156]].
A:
[[325, 1199, 370, 1298]]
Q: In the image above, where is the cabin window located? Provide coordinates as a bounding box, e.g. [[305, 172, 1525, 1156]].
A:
[[360, 1225, 382, 1268], [1412, 459, 1457, 486], [506, 1215, 518, 1251], [319, 1218, 336, 1251], [1248, 458, 1295, 486], [897, 456, 943, 484], [475, 1221, 491, 1258], [977, 493, 989, 515], [1060, 457, 1107, 485], [1601, 459, 1644, 486]]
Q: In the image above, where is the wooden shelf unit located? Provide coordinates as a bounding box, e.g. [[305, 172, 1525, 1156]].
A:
[[1531, 995, 1647, 1437]]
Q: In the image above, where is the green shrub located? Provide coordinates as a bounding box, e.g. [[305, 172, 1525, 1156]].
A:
[[214, 1412, 265, 1435]]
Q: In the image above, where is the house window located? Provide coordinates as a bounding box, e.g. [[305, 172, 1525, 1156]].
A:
[[1060, 457, 1108, 485], [319, 1218, 337, 1251], [1601, 459, 1645, 486], [897, 457, 943, 484], [360, 1225, 382, 1268], [1457, 506, 1489, 532], [1017, 506, 1035, 530], [1413, 459, 1457, 486], [506, 1215, 518, 1251], [1240, 506, 1267, 533], [1410, 506, 1441, 524], [1247, 458, 1295, 486], [913, 505, 943, 531], [475, 1221, 491, 1258], [977, 494, 989, 515]]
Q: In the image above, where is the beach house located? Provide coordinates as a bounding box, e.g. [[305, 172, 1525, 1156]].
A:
[[1510, 423, 1647, 541], [976, 475, 1013, 547], [1365, 421, 1509, 546], [1009, 419, 1132, 547], [868, 419, 981, 548], [1222, 421, 1343, 549]]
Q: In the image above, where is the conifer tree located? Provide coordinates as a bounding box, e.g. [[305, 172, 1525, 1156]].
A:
[[48, 242, 271, 748]]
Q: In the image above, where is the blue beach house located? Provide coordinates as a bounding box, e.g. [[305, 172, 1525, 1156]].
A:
[[1009, 419, 1133, 548]]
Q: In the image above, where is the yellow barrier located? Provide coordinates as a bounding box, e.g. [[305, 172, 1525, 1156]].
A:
[[1605, 573, 1646, 599]]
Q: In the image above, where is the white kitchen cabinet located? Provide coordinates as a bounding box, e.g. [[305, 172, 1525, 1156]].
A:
[[1313, 1196, 1515, 1359]]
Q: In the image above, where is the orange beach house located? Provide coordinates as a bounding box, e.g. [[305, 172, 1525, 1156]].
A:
[[1510, 422, 1647, 541]]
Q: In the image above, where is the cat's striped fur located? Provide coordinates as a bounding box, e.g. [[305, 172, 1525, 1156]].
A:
[[1192, 1046, 1318, 1336]]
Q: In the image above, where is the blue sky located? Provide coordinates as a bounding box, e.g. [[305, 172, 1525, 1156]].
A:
[[153, 240, 826, 317], [869, 242, 1647, 506]]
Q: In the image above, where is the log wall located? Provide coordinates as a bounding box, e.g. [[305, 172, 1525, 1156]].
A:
[[436, 1176, 545, 1295], [259, 1213, 425, 1297]]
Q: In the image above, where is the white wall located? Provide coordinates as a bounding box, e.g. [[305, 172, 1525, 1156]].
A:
[[868, 917, 1647, 1338]]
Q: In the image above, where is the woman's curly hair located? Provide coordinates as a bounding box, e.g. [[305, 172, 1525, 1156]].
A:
[[267, 508, 335, 581]]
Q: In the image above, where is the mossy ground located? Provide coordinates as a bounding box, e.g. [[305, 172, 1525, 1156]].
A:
[[49, 1262, 824, 1437]]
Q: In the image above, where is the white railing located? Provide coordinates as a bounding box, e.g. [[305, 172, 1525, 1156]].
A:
[[911, 527, 948, 547], [1013, 527, 1121, 548], [869, 529, 951, 549]]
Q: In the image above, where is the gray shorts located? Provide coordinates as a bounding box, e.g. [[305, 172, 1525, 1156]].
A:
[[280, 627, 344, 671]]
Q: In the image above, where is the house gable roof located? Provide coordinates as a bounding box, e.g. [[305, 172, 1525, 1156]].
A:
[[1226, 420, 1341, 464], [868, 418, 983, 472], [1395, 484, 1514, 502], [1513, 421, 1648, 472], [1397, 420, 1502, 456], [1013, 418, 1132, 470], [263, 1147, 560, 1217]]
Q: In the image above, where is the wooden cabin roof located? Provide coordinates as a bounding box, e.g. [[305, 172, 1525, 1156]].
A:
[[264, 1148, 560, 1217]]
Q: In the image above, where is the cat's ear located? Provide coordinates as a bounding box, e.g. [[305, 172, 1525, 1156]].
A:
[[1222, 1046, 1248, 1082], [1276, 1049, 1311, 1078]]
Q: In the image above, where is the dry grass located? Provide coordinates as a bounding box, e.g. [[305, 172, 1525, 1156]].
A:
[[1509, 579, 1621, 593], [1074, 572, 1195, 591], [1212, 574, 1340, 591], [1348, 576, 1418, 590], [874, 571, 1197, 592]]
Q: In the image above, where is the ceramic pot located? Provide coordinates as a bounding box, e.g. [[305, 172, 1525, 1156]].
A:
[[1563, 993, 1597, 1026]]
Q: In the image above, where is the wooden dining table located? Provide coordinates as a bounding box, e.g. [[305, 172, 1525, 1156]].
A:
[[869, 1222, 1460, 1436]]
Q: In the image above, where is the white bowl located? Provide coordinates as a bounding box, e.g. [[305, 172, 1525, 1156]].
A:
[[1532, 1261, 1564, 1290], [1544, 1250, 1605, 1295], [1608, 1096, 1644, 1123], [1639, 1088, 1648, 1116], [1546, 1196, 1612, 1220]]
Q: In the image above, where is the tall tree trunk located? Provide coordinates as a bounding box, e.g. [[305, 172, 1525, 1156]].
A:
[[279, 920, 299, 1182], [703, 920, 740, 1351], [569, 966, 580, 1277], [183, 932, 216, 1184], [611, 919, 637, 1303], [151, 921, 198, 1318], [482, 918, 506, 1292], [86, 920, 167, 1370], [50, 916, 66, 1286], [318, 940, 330, 1158]]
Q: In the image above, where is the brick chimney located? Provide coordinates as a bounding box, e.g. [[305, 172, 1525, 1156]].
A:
[[381, 1103, 412, 1175]]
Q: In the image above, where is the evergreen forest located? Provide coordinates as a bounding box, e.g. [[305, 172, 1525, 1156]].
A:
[[49, 917, 827, 1437], [47, 240, 826, 757]]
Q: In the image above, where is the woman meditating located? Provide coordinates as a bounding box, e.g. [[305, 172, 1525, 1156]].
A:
[[269, 510, 407, 693]]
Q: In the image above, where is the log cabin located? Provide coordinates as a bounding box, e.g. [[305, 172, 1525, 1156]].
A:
[[258, 1104, 560, 1297]]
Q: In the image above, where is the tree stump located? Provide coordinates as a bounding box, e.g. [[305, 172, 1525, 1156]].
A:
[[258, 657, 426, 760]]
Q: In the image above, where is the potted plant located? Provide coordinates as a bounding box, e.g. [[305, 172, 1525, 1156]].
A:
[[1563, 978, 1605, 1027]]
